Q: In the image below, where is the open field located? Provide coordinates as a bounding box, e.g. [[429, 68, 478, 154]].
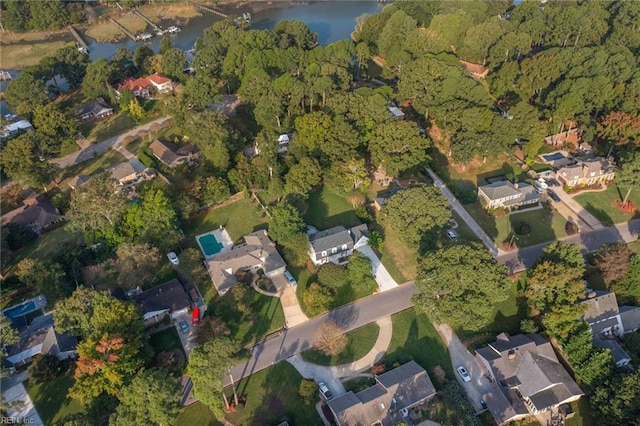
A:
[[86, 14, 148, 42], [303, 187, 361, 230], [176, 402, 222, 426], [0, 40, 74, 70], [26, 369, 84, 425], [302, 323, 380, 366], [574, 185, 640, 225]]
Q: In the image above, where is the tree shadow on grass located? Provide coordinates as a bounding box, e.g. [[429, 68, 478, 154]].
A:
[[583, 202, 615, 226]]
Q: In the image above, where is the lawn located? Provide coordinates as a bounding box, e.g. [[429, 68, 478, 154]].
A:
[[383, 308, 453, 385], [176, 403, 222, 426], [0, 40, 74, 70], [301, 323, 380, 366], [628, 240, 640, 254], [378, 223, 418, 283], [293, 267, 319, 317], [225, 362, 323, 426], [574, 185, 640, 225], [565, 398, 595, 426], [185, 198, 269, 244], [56, 149, 128, 188], [149, 326, 184, 354], [303, 186, 361, 230], [451, 211, 479, 242], [78, 104, 161, 145], [26, 369, 84, 425]]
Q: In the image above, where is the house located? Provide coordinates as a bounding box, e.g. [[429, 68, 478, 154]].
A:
[[110, 159, 147, 186], [387, 105, 405, 120], [373, 165, 393, 187], [277, 134, 290, 154], [477, 181, 539, 210], [146, 73, 173, 93], [148, 139, 201, 168], [544, 124, 582, 149], [327, 361, 436, 426], [205, 230, 286, 296], [1, 119, 34, 140], [4, 314, 77, 368], [556, 157, 615, 188], [0, 194, 63, 234], [73, 98, 113, 121], [373, 190, 398, 211], [476, 333, 583, 425], [308, 224, 368, 266], [580, 290, 640, 367], [113, 74, 173, 99], [537, 151, 574, 169], [133, 279, 192, 323], [459, 60, 489, 80]]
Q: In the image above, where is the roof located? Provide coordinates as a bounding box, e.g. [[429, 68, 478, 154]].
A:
[[146, 73, 171, 85], [557, 158, 614, 181], [149, 139, 200, 166], [328, 361, 436, 426], [483, 387, 529, 426], [374, 190, 398, 208], [110, 159, 146, 181], [619, 305, 640, 333], [205, 230, 286, 295], [133, 279, 191, 316], [544, 127, 581, 147], [388, 106, 405, 118], [478, 181, 522, 201], [504, 183, 537, 207], [115, 76, 152, 93], [73, 97, 113, 117], [581, 291, 619, 323], [459, 60, 489, 78], [308, 225, 368, 255], [0, 194, 62, 229], [277, 134, 290, 143], [2, 120, 33, 134], [5, 314, 77, 365], [592, 334, 631, 365]]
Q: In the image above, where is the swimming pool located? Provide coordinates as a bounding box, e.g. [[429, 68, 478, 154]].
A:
[[197, 233, 224, 257], [2, 295, 46, 318], [543, 152, 566, 162]]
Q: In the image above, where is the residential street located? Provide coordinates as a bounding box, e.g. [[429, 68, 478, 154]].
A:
[[50, 117, 172, 168], [225, 283, 418, 386]]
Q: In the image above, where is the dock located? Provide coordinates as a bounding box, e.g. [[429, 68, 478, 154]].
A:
[[0, 71, 12, 81], [68, 25, 89, 53], [133, 8, 161, 33], [109, 17, 151, 42], [194, 3, 228, 18]]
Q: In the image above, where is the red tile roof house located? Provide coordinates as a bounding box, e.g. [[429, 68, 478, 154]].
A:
[[113, 73, 173, 99]]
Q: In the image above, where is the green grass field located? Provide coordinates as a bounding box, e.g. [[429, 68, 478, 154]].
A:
[[229, 293, 285, 345], [57, 149, 128, 188], [26, 369, 84, 425], [176, 403, 222, 426], [303, 187, 361, 230], [149, 326, 184, 354], [383, 308, 453, 385], [225, 362, 323, 426], [378, 223, 418, 283], [301, 323, 380, 366], [574, 185, 640, 225]]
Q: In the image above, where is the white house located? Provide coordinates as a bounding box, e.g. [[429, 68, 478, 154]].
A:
[[308, 224, 368, 266], [477, 181, 539, 211]]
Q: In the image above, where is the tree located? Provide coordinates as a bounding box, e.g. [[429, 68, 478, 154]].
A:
[[302, 283, 333, 313], [595, 243, 633, 285], [195, 316, 231, 346], [0, 315, 19, 348], [27, 1, 69, 30], [4, 71, 49, 115], [381, 185, 450, 246], [128, 98, 145, 121], [284, 157, 322, 197], [160, 36, 173, 55], [0, 134, 58, 188], [184, 111, 239, 172], [313, 320, 347, 356], [82, 58, 114, 100], [616, 152, 640, 206], [29, 355, 63, 383], [187, 338, 244, 418], [299, 379, 318, 405], [325, 158, 370, 194], [115, 243, 162, 289], [161, 48, 187, 81], [318, 264, 349, 289], [133, 45, 155, 72], [413, 242, 510, 330], [123, 188, 180, 250], [110, 369, 180, 426], [32, 103, 77, 150], [369, 121, 431, 177], [202, 177, 231, 205], [347, 252, 375, 287], [367, 230, 384, 250], [15, 258, 69, 302], [591, 370, 640, 426], [282, 232, 310, 267], [268, 202, 305, 245]]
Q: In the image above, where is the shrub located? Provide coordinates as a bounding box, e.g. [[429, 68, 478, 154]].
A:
[[355, 205, 374, 223], [520, 319, 538, 333], [299, 379, 318, 405], [138, 151, 157, 168], [313, 320, 347, 356]]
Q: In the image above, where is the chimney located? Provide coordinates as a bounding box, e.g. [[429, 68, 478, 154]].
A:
[[513, 182, 519, 189], [508, 349, 516, 360]]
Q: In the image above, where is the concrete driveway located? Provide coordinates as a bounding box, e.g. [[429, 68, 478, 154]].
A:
[[552, 187, 604, 231], [435, 324, 494, 412], [174, 315, 196, 358], [2, 383, 44, 426], [287, 354, 347, 398], [272, 273, 309, 327], [355, 245, 398, 292]]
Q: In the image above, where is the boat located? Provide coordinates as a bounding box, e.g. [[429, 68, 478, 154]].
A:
[[139, 32, 153, 41], [166, 26, 181, 34]]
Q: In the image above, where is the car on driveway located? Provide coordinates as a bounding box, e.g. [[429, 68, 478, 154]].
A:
[[318, 382, 333, 401], [179, 321, 189, 334], [548, 190, 561, 202], [480, 399, 487, 410], [284, 270, 297, 286], [457, 366, 471, 382]]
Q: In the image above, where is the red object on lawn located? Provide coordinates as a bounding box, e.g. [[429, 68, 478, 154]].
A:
[[192, 307, 200, 326]]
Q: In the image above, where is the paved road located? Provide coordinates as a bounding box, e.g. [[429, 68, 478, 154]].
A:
[[498, 219, 640, 273], [225, 283, 418, 386], [51, 117, 172, 168], [426, 167, 501, 257]]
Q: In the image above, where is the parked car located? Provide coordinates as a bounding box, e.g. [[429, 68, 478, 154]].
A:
[[192, 306, 200, 326], [446, 229, 459, 240], [457, 366, 471, 382], [167, 252, 179, 265], [548, 190, 561, 202], [318, 382, 333, 401], [284, 270, 297, 286], [480, 399, 488, 410], [179, 321, 189, 333]]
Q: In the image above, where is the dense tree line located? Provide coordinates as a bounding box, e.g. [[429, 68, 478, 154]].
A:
[[1, 0, 86, 32]]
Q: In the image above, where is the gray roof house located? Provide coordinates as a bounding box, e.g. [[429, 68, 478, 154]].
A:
[[308, 224, 368, 266], [580, 290, 640, 367], [4, 314, 78, 368], [205, 230, 286, 296], [477, 181, 539, 210], [476, 333, 583, 425], [133, 279, 192, 323], [110, 159, 147, 186], [327, 361, 436, 426], [73, 98, 114, 121], [148, 139, 201, 168]]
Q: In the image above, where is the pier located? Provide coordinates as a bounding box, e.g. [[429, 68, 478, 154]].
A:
[[0, 71, 12, 81], [68, 25, 89, 53], [194, 4, 228, 18], [109, 17, 151, 42], [133, 8, 161, 33]]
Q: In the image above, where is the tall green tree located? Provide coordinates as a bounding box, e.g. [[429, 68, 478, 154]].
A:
[[269, 202, 305, 245], [82, 58, 114, 100], [161, 48, 186, 81], [284, 157, 322, 197], [16, 258, 69, 302], [0, 134, 58, 188], [123, 188, 180, 250], [4, 71, 49, 116], [115, 243, 162, 289], [32, 103, 77, 150], [369, 121, 431, 177], [414, 242, 510, 330], [160, 36, 173, 55], [616, 152, 640, 206]]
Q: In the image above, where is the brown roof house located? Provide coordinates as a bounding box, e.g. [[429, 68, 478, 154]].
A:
[[477, 181, 539, 211], [476, 333, 583, 425], [73, 98, 113, 121], [0, 194, 63, 234], [205, 230, 286, 296], [556, 157, 615, 188], [110, 159, 147, 186], [327, 361, 436, 426], [133, 279, 192, 323], [149, 139, 201, 168], [580, 290, 640, 367]]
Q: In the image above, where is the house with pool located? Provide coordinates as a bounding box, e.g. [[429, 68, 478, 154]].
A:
[[202, 229, 286, 296]]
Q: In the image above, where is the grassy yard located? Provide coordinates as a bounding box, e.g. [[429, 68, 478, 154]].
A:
[[0, 40, 74, 70], [78, 103, 161, 145], [56, 149, 128, 188], [225, 362, 323, 426], [176, 403, 222, 426], [378, 223, 418, 283], [185, 198, 269, 244], [451, 211, 479, 242], [628, 240, 640, 254], [227, 293, 285, 346], [301, 323, 380, 366], [26, 369, 84, 425], [149, 326, 184, 354], [574, 185, 640, 225], [383, 308, 453, 385], [303, 186, 361, 230], [565, 398, 595, 426]]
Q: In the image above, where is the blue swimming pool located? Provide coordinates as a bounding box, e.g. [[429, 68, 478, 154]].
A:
[[543, 152, 566, 162], [3, 301, 37, 318]]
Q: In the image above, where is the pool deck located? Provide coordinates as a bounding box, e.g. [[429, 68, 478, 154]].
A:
[[196, 228, 234, 259]]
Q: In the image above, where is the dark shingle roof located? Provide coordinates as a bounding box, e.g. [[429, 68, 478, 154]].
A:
[[308, 225, 368, 255], [134, 279, 191, 315], [73, 98, 113, 117]]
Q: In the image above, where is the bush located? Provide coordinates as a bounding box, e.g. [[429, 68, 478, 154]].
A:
[[299, 379, 318, 405], [355, 205, 374, 223], [452, 188, 477, 205], [29, 354, 63, 383], [513, 221, 531, 236], [520, 319, 538, 333], [138, 151, 157, 168]]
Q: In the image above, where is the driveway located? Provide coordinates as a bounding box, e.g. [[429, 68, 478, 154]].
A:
[[355, 245, 398, 292], [287, 355, 346, 398], [434, 324, 494, 412], [174, 315, 197, 359], [2, 383, 44, 426], [543, 192, 591, 232], [272, 273, 309, 327], [552, 187, 604, 231]]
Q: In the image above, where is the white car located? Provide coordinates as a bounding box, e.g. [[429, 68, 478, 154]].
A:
[[167, 252, 179, 265], [457, 366, 471, 382], [318, 382, 333, 401]]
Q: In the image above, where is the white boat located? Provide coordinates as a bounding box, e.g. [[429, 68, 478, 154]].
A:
[[166, 26, 181, 34]]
